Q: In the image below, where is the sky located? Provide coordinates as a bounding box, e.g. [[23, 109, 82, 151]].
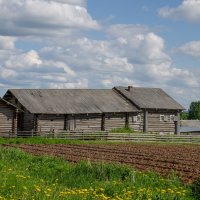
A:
[[0, 0, 200, 109]]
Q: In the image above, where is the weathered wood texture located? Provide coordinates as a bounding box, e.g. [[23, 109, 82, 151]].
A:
[[4, 132, 200, 144], [0, 100, 16, 134], [37, 114, 102, 132], [181, 120, 200, 127], [104, 113, 126, 131], [22, 110, 34, 131], [38, 115, 65, 132], [114, 87, 184, 110], [4, 89, 138, 114], [74, 114, 102, 131], [129, 113, 144, 131], [148, 111, 176, 133], [33, 113, 145, 133]]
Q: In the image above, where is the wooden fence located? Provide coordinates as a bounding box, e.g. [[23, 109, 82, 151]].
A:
[[1, 131, 200, 144]]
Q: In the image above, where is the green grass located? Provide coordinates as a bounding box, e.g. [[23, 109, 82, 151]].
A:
[[0, 137, 198, 147], [0, 137, 104, 145], [110, 127, 137, 133], [0, 146, 196, 200]]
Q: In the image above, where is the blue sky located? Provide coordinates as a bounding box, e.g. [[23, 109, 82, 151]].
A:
[[0, 0, 200, 108]]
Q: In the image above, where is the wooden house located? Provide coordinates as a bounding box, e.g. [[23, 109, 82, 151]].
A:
[[113, 86, 184, 134], [0, 98, 19, 136], [3, 89, 139, 133]]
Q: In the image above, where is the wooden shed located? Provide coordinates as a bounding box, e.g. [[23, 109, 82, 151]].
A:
[[113, 86, 184, 134], [0, 98, 19, 136], [3, 89, 139, 133]]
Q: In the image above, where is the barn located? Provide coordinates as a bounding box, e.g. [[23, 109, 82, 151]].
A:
[[1, 86, 184, 135], [3, 89, 140, 134], [0, 98, 19, 136], [113, 86, 184, 134]]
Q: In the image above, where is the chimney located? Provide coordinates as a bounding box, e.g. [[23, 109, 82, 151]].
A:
[[128, 86, 133, 91]]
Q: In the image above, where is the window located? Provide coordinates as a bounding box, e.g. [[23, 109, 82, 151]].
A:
[[137, 115, 142, 122], [160, 115, 165, 121], [170, 115, 175, 121], [173, 116, 178, 121], [133, 115, 141, 122]]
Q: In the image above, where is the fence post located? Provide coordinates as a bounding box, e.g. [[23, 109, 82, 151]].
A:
[[143, 110, 148, 133], [175, 111, 180, 135]]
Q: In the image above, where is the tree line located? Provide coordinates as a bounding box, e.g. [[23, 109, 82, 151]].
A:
[[181, 101, 200, 120]]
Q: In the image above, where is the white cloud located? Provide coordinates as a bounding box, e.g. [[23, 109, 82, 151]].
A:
[[0, 36, 16, 50], [49, 78, 88, 89], [106, 25, 199, 88], [0, 6, 199, 108], [104, 57, 134, 72], [43, 0, 86, 6], [102, 76, 140, 88], [145, 62, 199, 87], [5, 50, 42, 69], [38, 24, 198, 91], [3, 49, 76, 77], [40, 37, 134, 73], [107, 25, 171, 65], [107, 24, 149, 38], [0, 0, 99, 36], [177, 41, 200, 58], [0, 44, 80, 89], [159, 0, 200, 23], [0, 69, 17, 78], [45, 61, 76, 77]]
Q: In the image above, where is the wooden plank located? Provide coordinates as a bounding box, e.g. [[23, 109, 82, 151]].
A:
[[144, 110, 148, 133]]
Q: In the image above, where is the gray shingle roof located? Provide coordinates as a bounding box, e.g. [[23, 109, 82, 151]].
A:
[[114, 86, 184, 110], [4, 89, 138, 114]]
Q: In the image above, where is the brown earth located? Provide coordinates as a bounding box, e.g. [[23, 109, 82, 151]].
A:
[[3, 143, 200, 184]]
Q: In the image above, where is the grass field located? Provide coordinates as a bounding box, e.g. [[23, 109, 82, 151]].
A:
[[0, 138, 199, 199], [0, 137, 198, 146]]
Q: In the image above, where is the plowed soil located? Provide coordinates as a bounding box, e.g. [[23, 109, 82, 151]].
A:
[[3, 143, 200, 183]]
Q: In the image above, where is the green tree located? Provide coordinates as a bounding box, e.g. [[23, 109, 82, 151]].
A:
[[188, 101, 200, 119], [180, 111, 188, 120]]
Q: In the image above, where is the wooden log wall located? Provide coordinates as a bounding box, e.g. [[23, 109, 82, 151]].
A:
[[129, 113, 144, 131], [37, 113, 132, 133], [74, 114, 102, 131], [0, 101, 15, 134], [38, 115, 65, 132], [148, 110, 176, 133], [23, 110, 34, 131], [104, 113, 126, 131], [12, 111, 18, 134], [38, 114, 102, 132]]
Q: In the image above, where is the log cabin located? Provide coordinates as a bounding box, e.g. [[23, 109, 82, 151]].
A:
[[3, 89, 140, 134], [1, 86, 184, 135], [113, 86, 184, 134], [0, 98, 19, 136]]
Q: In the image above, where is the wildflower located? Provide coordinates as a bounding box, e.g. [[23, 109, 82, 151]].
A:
[[47, 188, 52, 192]]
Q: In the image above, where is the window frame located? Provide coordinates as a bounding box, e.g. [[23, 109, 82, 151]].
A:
[[160, 115, 165, 122]]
